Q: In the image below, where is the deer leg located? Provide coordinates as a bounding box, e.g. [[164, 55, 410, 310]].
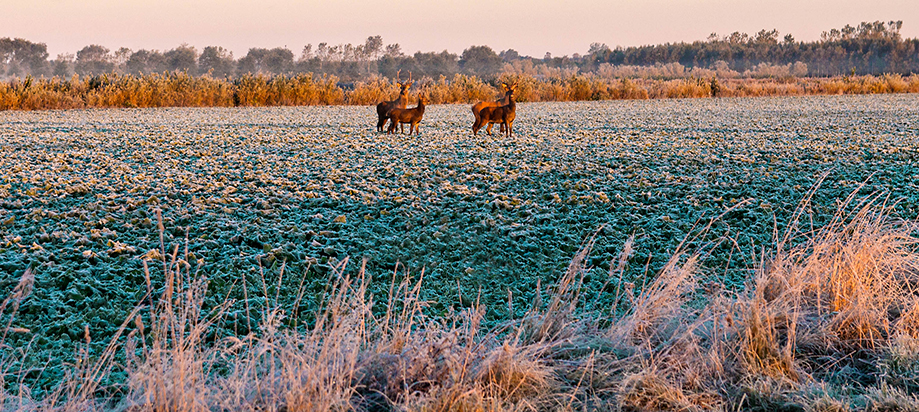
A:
[[507, 120, 513, 137], [377, 115, 386, 132], [486, 122, 494, 135]]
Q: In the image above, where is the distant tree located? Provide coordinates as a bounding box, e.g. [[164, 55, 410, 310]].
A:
[[198, 46, 234, 78], [726, 32, 749, 44], [75, 44, 113, 75], [314, 43, 329, 62], [165, 44, 198, 74], [500, 49, 520, 62], [126, 50, 166, 75], [460, 45, 502, 77], [363, 36, 383, 60], [264, 47, 294, 74], [385, 43, 404, 58], [588, 43, 610, 55], [299, 58, 323, 74], [377, 54, 407, 78], [24, 39, 50, 76], [582, 43, 612, 70], [412, 50, 459, 78], [5, 60, 23, 77], [237, 48, 269, 75], [342, 43, 359, 62], [356, 36, 385, 76], [0, 38, 49, 77], [52, 53, 73, 78], [753, 29, 779, 45], [113, 47, 132, 72], [300, 44, 313, 61], [125, 51, 146, 75]]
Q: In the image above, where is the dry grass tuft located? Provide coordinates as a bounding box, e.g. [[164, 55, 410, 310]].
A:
[[618, 369, 694, 412], [476, 342, 554, 402]]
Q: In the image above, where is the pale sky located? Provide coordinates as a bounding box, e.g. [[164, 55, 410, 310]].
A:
[[2, 0, 917, 59]]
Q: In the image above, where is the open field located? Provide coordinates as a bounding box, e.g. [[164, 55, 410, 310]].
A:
[[2, 95, 919, 406]]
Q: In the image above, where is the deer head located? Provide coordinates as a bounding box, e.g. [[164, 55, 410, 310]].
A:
[[417, 86, 428, 105], [396, 70, 413, 94]]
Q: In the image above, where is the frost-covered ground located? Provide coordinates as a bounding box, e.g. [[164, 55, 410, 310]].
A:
[[1, 95, 919, 389]]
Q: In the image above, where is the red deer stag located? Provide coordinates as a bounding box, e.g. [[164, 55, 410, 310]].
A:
[[375, 70, 413, 132], [387, 90, 427, 136], [471, 82, 514, 133], [473, 82, 516, 137]]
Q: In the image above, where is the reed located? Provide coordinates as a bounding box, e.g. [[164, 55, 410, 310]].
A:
[[1, 72, 918, 111]]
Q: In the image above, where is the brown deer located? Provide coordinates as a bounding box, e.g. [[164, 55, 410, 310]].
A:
[[473, 82, 516, 137], [471, 81, 514, 133], [387, 91, 427, 135], [375, 70, 413, 132]]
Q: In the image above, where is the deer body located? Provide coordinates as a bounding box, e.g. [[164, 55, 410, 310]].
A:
[[471, 83, 510, 133], [473, 83, 516, 137], [387, 94, 427, 135], [375, 71, 412, 132]]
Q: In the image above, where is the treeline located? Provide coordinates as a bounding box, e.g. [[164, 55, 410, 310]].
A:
[[583, 21, 919, 76], [1, 21, 917, 83]]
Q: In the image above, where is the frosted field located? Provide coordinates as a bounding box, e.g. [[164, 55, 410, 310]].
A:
[[1, 95, 919, 388]]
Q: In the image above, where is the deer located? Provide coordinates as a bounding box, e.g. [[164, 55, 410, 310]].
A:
[[471, 81, 515, 134], [387, 90, 427, 136], [375, 70, 413, 132], [473, 81, 516, 137]]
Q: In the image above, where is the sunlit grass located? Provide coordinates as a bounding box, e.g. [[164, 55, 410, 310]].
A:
[[2, 72, 918, 110]]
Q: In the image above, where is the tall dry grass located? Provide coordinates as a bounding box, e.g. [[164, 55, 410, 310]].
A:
[[233, 73, 345, 106], [3, 189, 919, 411], [2, 72, 919, 111]]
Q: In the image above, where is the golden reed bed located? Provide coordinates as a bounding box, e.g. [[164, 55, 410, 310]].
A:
[[1, 71, 918, 111]]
